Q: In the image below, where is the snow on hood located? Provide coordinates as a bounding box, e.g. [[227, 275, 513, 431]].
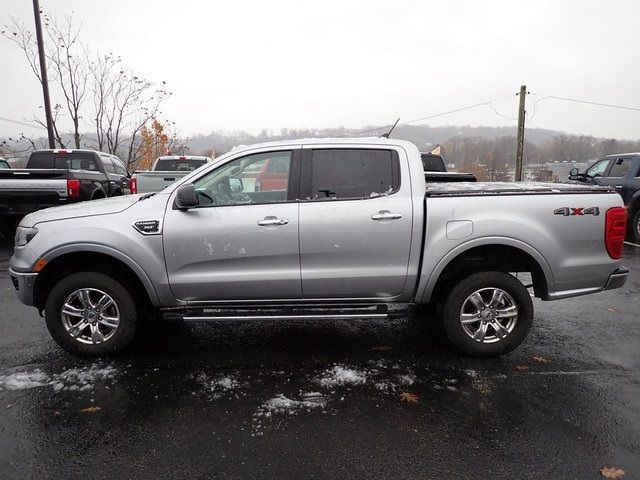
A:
[[20, 194, 143, 227]]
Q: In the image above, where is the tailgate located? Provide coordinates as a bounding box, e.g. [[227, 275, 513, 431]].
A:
[[0, 169, 69, 214], [135, 171, 188, 193]]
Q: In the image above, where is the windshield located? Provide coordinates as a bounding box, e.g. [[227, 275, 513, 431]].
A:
[[154, 159, 207, 171], [0, 160, 9, 169]]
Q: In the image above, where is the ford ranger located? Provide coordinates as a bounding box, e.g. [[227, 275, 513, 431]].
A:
[[8, 138, 629, 357]]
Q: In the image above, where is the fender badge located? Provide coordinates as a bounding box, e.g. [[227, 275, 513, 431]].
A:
[[554, 207, 600, 216]]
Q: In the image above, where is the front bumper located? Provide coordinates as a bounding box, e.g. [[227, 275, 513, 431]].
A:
[[8, 268, 38, 306], [604, 266, 629, 291]]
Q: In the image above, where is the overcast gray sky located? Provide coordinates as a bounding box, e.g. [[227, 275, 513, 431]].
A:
[[2, 0, 640, 139]]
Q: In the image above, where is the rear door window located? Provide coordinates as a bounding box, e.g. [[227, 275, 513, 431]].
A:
[[101, 155, 116, 174], [307, 149, 399, 200], [607, 158, 632, 177], [113, 158, 128, 176]]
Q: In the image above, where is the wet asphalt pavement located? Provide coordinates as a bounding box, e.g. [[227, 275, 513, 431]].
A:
[[0, 236, 638, 480]]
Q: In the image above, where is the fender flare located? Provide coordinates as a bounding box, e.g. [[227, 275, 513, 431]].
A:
[[419, 236, 555, 304], [40, 242, 161, 306]]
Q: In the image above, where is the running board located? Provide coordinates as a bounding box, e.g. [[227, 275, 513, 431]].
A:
[[162, 304, 404, 322]]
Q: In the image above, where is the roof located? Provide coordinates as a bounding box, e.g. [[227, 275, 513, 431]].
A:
[[32, 148, 107, 154], [227, 137, 418, 153], [156, 155, 211, 160], [603, 152, 640, 157]]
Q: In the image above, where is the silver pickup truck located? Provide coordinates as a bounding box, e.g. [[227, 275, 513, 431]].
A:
[[9, 138, 629, 357], [130, 155, 212, 194]]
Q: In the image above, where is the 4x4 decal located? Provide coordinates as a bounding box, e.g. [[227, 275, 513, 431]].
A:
[[554, 207, 600, 216]]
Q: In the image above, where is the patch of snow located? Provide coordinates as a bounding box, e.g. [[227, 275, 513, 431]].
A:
[[252, 392, 326, 436], [397, 373, 416, 386], [0, 364, 117, 392], [0, 371, 49, 390], [204, 238, 214, 256], [316, 365, 367, 388], [197, 373, 243, 399], [261, 393, 326, 414]]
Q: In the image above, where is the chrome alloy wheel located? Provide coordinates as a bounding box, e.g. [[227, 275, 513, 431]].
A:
[[460, 287, 518, 343], [61, 288, 120, 345]]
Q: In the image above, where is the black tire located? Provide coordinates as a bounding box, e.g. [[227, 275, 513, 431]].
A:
[[45, 272, 138, 356], [631, 209, 640, 244], [441, 271, 533, 357]]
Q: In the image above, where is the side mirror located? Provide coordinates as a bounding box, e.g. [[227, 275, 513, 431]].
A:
[[175, 184, 199, 209], [568, 167, 579, 180], [229, 177, 244, 193]]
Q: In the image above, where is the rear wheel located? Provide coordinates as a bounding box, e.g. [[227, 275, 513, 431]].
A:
[[631, 209, 640, 243], [45, 272, 138, 356], [441, 271, 533, 356]]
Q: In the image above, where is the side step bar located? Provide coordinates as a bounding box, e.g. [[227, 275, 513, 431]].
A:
[[162, 304, 408, 322]]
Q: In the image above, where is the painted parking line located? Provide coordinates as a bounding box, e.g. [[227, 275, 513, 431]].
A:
[[624, 241, 640, 248]]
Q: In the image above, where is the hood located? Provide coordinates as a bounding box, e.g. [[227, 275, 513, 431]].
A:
[[21, 194, 142, 227]]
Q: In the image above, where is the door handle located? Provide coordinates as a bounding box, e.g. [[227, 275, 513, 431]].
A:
[[614, 185, 623, 189], [371, 210, 402, 221], [257, 216, 289, 226]]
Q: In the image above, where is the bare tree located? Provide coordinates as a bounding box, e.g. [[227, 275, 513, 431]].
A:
[[3, 13, 87, 148], [4, 11, 173, 160], [86, 51, 171, 168]]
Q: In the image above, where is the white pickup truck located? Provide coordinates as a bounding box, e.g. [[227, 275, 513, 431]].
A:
[[130, 155, 212, 194], [9, 138, 629, 357]]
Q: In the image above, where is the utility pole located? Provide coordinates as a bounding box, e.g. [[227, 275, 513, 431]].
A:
[[32, 0, 55, 148], [514, 85, 527, 181]]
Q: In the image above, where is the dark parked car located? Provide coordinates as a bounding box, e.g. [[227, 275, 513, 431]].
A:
[[0, 149, 130, 237], [569, 153, 640, 241], [420, 152, 477, 183]]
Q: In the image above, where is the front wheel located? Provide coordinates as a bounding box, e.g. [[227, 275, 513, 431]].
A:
[[441, 271, 533, 356], [45, 272, 138, 356]]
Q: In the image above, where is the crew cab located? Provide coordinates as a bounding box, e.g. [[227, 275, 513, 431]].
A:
[[9, 138, 629, 357], [130, 155, 212, 194], [569, 153, 640, 241], [0, 149, 130, 236]]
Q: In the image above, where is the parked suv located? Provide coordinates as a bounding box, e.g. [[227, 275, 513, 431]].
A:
[[0, 149, 130, 236], [569, 153, 640, 241]]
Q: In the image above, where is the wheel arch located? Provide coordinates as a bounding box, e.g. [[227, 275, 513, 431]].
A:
[[91, 187, 106, 200], [33, 245, 160, 312], [419, 237, 554, 304]]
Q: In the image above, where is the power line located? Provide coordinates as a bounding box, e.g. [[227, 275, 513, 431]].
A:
[[351, 93, 518, 135], [530, 93, 640, 113], [0, 116, 47, 130]]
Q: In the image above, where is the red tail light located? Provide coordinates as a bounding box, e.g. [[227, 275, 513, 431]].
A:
[[129, 176, 138, 194], [605, 207, 627, 259], [67, 178, 80, 199]]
